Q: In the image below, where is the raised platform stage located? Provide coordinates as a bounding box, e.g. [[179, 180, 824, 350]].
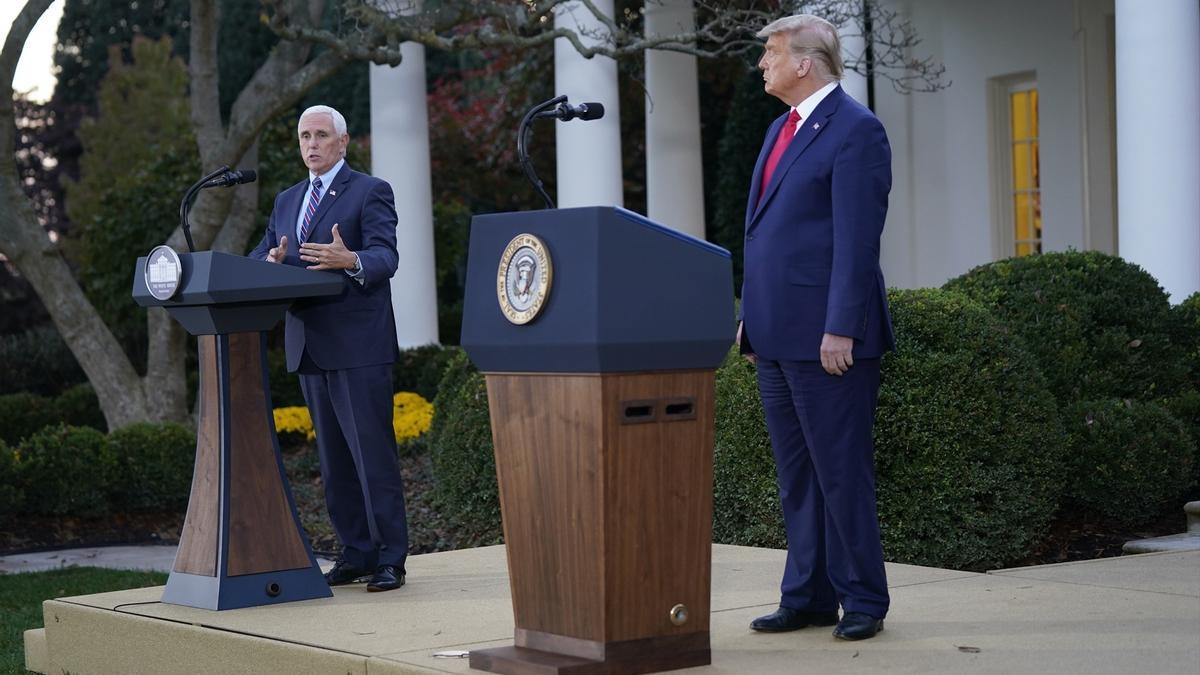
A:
[[25, 545, 1200, 674]]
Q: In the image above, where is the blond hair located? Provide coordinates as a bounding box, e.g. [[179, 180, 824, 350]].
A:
[[757, 14, 844, 81]]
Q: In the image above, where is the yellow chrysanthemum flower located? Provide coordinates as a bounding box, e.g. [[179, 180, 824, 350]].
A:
[[393, 392, 434, 444], [273, 392, 434, 447]]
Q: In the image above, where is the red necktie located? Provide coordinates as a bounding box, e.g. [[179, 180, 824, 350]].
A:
[[758, 109, 802, 203]]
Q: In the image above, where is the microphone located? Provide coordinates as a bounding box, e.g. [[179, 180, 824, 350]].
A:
[[205, 168, 257, 187], [536, 101, 605, 122]]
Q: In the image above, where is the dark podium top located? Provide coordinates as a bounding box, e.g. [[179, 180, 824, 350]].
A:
[[461, 206, 735, 373], [132, 251, 343, 335]]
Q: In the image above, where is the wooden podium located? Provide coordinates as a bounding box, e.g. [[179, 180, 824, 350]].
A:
[[461, 207, 734, 674], [133, 251, 341, 610]]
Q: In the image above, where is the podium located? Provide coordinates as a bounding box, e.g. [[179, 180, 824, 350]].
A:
[[461, 207, 734, 674], [132, 251, 341, 610]]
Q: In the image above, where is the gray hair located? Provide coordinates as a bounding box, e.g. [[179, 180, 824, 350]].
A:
[[298, 105, 348, 137], [757, 14, 844, 82]]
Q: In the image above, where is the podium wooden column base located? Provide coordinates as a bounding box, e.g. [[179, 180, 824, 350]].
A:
[[164, 332, 331, 610], [474, 371, 715, 675], [470, 631, 711, 675]]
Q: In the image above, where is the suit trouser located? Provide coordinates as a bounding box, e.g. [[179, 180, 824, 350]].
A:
[[299, 353, 409, 571], [756, 357, 889, 618]]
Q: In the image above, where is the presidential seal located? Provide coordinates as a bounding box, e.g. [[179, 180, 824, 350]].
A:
[[496, 233, 553, 325], [144, 245, 182, 301]]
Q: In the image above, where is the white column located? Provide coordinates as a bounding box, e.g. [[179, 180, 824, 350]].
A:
[[555, 0, 623, 207], [644, 0, 704, 238], [370, 41, 440, 347], [1115, 0, 1200, 303], [839, 27, 868, 106]]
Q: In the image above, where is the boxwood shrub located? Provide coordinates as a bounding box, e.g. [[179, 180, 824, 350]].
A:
[[875, 289, 1067, 570], [55, 382, 107, 432], [0, 392, 59, 445], [0, 325, 87, 396], [107, 422, 196, 512], [427, 351, 502, 544], [1164, 389, 1200, 489], [713, 349, 785, 549], [0, 440, 22, 519], [945, 251, 1186, 403], [714, 289, 1068, 571], [1062, 398, 1195, 524], [395, 345, 461, 403], [1170, 292, 1199, 381], [15, 424, 113, 517]]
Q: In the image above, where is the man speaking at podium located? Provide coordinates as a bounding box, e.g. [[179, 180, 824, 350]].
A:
[[737, 15, 895, 640], [249, 104, 409, 593]]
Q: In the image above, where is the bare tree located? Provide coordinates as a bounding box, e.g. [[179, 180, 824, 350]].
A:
[[264, 0, 947, 93], [1, 0, 353, 428]]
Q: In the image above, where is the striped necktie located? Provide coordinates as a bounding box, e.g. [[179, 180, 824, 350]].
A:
[[299, 177, 323, 244]]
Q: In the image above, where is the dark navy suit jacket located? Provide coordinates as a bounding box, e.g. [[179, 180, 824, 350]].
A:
[[249, 164, 400, 372], [741, 86, 895, 361]]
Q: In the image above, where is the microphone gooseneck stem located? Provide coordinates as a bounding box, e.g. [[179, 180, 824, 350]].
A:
[[518, 95, 566, 210], [178, 165, 230, 253]]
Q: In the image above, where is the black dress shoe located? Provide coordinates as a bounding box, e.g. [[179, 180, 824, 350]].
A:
[[366, 564, 406, 592], [750, 606, 840, 632], [833, 612, 884, 640], [324, 559, 370, 586]]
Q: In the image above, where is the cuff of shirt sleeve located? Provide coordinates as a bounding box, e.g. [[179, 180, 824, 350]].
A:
[[346, 253, 365, 284]]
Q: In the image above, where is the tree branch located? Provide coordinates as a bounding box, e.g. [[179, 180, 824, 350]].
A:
[[262, 0, 949, 94]]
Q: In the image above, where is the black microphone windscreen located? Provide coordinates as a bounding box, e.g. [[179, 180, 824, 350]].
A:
[[239, 169, 257, 184], [579, 102, 605, 120]]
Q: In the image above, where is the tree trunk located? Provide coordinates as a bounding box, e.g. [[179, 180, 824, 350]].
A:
[[1, 0, 155, 429], [1, 0, 346, 430]]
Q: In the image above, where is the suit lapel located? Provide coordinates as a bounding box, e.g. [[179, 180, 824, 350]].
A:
[[748, 87, 847, 228], [304, 164, 353, 243], [746, 113, 787, 227]]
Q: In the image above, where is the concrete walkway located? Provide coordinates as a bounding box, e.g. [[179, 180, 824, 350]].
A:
[[12, 544, 1200, 674]]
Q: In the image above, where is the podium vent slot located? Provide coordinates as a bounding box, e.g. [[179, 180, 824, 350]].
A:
[[662, 398, 697, 421], [621, 401, 657, 424]]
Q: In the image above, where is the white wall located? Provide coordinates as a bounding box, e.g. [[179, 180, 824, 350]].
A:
[[877, 0, 1089, 288]]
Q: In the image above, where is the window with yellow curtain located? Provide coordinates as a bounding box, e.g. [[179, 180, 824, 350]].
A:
[[1010, 88, 1042, 256]]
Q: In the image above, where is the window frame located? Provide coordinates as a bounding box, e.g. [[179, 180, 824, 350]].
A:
[[989, 72, 1042, 259]]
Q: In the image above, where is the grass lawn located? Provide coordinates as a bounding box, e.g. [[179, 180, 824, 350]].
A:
[[0, 567, 166, 675]]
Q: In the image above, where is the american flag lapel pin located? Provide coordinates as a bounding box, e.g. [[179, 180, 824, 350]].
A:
[[329, 189, 337, 196]]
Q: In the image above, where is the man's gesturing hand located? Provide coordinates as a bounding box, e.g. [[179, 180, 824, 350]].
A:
[[300, 224, 356, 271], [820, 333, 854, 376], [267, 235, 289, 263]]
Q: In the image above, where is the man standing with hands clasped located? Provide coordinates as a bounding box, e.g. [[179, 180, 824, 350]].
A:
[[738, 15, 896, 640], [250, 104, 409, 593]]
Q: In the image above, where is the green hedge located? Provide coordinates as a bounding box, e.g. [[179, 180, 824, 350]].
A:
[[945, 251, 1186, 403], [107, 422, 196, 512], [874, 289, 1067, 570], [713, 350, 785, 549], [5, 422, 197, 518], [15, 425, 113, 517], [0, 384, 107, 445], [0, 393, 60, 445], [713, 289, 1067, 570], [1062, 399, 1195, 524], [0, 440, 22, 519], [427, 351, 502, 545], [55, 383, 107, 432], [1164, 389, 1200, 489], [0, 325, 87, 397], [1171, 292, 1200, 381], [394, 345, 460, 403]]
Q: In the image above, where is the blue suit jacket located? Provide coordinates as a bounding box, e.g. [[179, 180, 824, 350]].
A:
[[249, 164, 400, 372], [741, 86, 895, 361]]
